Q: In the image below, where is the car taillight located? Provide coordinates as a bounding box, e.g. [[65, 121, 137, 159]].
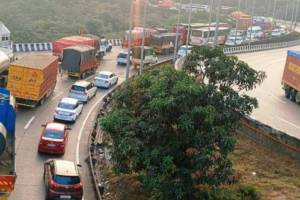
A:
[[50, 180, 61, 190], [72, 182, 83, 190]]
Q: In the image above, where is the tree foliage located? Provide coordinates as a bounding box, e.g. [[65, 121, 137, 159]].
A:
[[101, 48, 265, 199]]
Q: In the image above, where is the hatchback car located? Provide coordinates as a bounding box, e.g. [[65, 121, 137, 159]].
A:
[[38, 123, 69, 155], [94, 71, 118, 89], [44, 159, 83, 200], [54, 98, 83, 123], [69, 81, 97, 102], [117, 52, 131, 65]]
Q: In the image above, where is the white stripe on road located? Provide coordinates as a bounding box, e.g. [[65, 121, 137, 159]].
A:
[[277, 117, 300, 130], [24, 116, 36, 131]]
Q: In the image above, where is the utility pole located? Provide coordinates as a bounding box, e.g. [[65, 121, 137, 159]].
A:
[[248, 0, 255, 45], [174, 0, 182, 61], [234, 0, 241, 45], [294, 0, 299, 30], [290, 0, 296, 31], [126, 0, 134, 80], [285, 0, 289, 25], [272, 0, 278, 25], [213, 0, 221, 47], [140, 0, 148, 74], [185, 0, 193, 55], [207, 0, 214, 46]]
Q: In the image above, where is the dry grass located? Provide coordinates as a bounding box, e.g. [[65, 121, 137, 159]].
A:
[[231, 134, 300, 200]]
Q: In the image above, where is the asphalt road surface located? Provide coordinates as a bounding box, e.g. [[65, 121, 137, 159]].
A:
[[237, 45, 300, 140]]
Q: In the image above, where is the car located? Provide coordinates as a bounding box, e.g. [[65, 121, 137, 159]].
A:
[[117, 51, 131, 65], [225, 36, 244, 46], [177, 45, 193, 58], [69, 81, 97, 102], [38, 123, 69, 155], [44, 159, 83, 200], [54, 98, 83, 123], [94, 71, 118, 89], [271, 28, 286, 37]]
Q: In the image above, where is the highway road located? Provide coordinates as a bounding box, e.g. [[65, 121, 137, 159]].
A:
[[9, 46, 137, 200], [237, 46, 300, 140]]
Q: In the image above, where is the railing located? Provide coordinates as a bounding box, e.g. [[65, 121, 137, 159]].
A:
[[223, 39, 300, 55]]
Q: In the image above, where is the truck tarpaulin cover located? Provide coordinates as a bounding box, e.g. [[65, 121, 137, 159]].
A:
[[0, 88, 15, 137], [282, 50, 300, 90], [52, 36, 98, 56], [0, 175, 16, 200]]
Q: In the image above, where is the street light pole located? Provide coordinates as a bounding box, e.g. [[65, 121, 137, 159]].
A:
[[272, 0, 278, 25], [126, 0, 134, 80], [234, 0, 241, 45], [293, 0, 299, 30], [185, 0, 193, 55], [140, 0, 148, 74], [290, 0, 296, 31], [207, 0, 214, 46], [174, 0, 182, 61], [214, 0, 221, 47]]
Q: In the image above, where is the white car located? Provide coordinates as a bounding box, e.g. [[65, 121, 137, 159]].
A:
[[177, 45, 193, 58], [271, 29, 286, 37], [54, 98, 83, 122], [94, 71, 118, 89], [69, 81, 97, 103], [117, 52, 131, 65]]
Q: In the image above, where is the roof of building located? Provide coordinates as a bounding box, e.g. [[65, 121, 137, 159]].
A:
[[12, 54, 58, 69], [0, 22, 10, 36]]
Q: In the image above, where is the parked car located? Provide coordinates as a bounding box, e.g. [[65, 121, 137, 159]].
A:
[[54, 98, 83, 123], [38, 123, 69, 155], [177, 45, 193, 58], [271, 28, 286, 37], [225, 36, 245, 46], [44, 159, 83, 200], [94, 71, 118, 89], [117, 51, 131, 65], [69, 81, 97, 103]]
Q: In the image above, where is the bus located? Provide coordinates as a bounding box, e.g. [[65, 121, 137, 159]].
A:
[[190, 27, 229, 46]]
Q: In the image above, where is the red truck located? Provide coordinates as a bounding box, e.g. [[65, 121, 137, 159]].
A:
[[122, 27, 158, 49], [52, 35, 100, 57], [282, 50, 300, 103]]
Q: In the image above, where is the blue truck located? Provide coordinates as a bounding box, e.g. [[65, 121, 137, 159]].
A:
[[0, 88, 17, 199]]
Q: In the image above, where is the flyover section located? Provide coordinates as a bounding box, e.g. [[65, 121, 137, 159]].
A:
[[9, 47, 133, 200], [237, 46, 300, 140]]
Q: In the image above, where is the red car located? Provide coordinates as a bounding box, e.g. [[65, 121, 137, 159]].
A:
[[44, 159, 83, 200], [38, 123, 69, 155]]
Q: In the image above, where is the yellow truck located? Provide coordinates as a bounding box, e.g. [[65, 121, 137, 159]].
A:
[[7, 55, 58, 108]]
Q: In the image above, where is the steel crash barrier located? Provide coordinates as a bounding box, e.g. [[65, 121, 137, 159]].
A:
[[13, 39, 122, 52]]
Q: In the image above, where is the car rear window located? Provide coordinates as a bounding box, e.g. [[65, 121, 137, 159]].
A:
[[44, 130, 64, 139], [53, 175, 80, 185], [118, 53, 127, 58], [71, 85, 85, 92], [97, 74, 109, 79], [58, 102, 76, 110]]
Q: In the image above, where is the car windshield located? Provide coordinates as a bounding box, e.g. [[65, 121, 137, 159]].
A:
[[58, 102, 76, 110], [53, 175, 80, 185], [97, 74, 109, 79], [44, 130, 64, 139], [71, 85, 85, 92], [118, 53, 127, 58]]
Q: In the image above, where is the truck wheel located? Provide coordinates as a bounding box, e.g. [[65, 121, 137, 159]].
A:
[[296, 92, 300, 103], [284, 87, 290, 98], [289, 89, 296, 102], [40, 96, 46, 106]]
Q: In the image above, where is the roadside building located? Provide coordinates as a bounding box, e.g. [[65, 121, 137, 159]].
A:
[[0, 22, 11, 49]]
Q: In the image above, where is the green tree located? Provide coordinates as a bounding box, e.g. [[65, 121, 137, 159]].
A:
[[101, 48, 265, 199]]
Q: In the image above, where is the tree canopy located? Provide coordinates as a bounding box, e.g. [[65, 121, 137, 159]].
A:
[[101, 47, 265, 199]]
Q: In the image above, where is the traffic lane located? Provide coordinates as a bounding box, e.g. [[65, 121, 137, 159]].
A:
[[10, 47, 125, 200], [237, 45, 300, 139]]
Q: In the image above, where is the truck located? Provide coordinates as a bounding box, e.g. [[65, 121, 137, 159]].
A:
[[61, 45, 98, 79], [0, 88, 17, 200], [132, 46, 158, 69], [149, 33, 178, 54], [52, 35, 100, 58], [7, 55, 58, 108], [0, 48, 14, 87], [282, 50, 300, 103], [122, 27, 158, 49]]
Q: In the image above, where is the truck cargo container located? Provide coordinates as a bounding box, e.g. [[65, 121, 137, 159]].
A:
[[7, 55, 58, 108], [149, 33, 178, 54], [52, 35, 100, 57], [61, 45, 98, 79], [132, 46, 158, 69], [122, 27, 158, 49], [0, 88, 17, 200], [282, 50, 300, 103]]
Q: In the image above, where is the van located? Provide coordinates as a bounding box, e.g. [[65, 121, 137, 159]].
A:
[[69, 80, 97, 103]]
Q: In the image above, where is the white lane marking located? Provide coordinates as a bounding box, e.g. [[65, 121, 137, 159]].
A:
[[277, 117, 300, 130], [75, 95, 105, 165], [24, 116, 36, 131]]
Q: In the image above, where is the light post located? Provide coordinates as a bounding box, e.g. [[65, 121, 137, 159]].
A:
[[214, 0, 221, 47], [174, 0, 182, 61], [248, 0, 255, 45], [294, 0, 299, 30], [234, 0, 241, 45], [207, 0, 214, 46], [126, 0, 134, 80], [140, 0, 148, 74], [185, 0, 193, 55]]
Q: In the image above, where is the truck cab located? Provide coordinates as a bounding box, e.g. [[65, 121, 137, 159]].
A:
[[132, 46, 158, 69]]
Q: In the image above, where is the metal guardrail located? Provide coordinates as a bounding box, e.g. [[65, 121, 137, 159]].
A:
[[13, 39, 122, 53], [223, 39, 300, 55]]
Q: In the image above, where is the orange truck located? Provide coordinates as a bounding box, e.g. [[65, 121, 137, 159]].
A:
[[282, 50, 300, 103], [7, 55, 58, 108]]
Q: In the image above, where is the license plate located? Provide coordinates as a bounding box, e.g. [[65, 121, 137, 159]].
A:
[[47, 144, 56, 147], [60, 195, 71, 199]]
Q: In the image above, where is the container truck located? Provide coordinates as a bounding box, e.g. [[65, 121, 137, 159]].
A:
[[0, 88, 17, 200], [282, 50, 300, 103], [61, 45, 98, 79], [122, 27, 158, 49], [52, 35, 100, 58], [149, 33, 178, 54], [132, 46, 158, 69], [7, 55, 58, 108]]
